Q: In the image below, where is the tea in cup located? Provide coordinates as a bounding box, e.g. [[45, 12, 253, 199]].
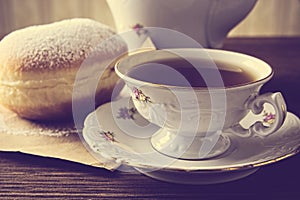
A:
[[115, 48, 287, 160]]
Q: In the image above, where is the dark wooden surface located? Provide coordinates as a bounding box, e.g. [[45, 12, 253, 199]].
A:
[[0, 38, 300, 199]]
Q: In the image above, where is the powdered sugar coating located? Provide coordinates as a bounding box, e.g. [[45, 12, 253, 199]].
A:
[[0, 18, 127, 120], [0, 18, 125, 72]]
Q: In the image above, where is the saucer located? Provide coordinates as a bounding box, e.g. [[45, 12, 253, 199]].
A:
[[82, 98, 300, 184]]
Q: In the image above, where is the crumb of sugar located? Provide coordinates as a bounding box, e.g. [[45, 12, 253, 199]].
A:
[[0, 104, 78, 137]]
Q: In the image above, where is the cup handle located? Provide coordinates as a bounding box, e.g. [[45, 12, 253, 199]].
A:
[[229, 92, 287, 137]]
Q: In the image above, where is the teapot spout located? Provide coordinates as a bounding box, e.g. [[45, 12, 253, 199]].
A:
[[207, 0, 257, 48]]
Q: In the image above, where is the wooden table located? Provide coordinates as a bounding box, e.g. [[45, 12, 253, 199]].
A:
[[0, 38, 299, 199]]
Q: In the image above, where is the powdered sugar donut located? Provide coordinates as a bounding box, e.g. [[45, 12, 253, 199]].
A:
[[0, 18, 127, 121]]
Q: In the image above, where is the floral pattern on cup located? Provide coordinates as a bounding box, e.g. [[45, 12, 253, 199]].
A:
[[263, 111, 276, 125], [132, 87, 152, 103], [117, 107, 138, 120]]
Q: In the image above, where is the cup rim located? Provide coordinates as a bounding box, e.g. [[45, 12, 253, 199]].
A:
[[115, 48, 273, 91]]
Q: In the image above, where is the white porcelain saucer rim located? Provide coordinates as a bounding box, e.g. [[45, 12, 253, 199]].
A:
[[82, 98, 300, 172], [140, 148, 300, 173]]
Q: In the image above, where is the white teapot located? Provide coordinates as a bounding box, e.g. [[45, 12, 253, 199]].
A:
[[106, 0, 257, 48]]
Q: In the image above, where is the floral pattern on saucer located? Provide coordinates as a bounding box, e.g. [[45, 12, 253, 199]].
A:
[[99, 130, 117, 143]]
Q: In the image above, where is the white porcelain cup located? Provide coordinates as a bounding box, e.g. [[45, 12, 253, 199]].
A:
[[106, 0, 257, 48], [115, 48, 287, 160]]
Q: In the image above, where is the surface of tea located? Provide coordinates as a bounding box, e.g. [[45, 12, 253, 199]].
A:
[[127, 58, 255, 87]]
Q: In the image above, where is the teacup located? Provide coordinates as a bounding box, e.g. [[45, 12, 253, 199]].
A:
[[106, 0, 257, 48], [115, 48, 287, 160]]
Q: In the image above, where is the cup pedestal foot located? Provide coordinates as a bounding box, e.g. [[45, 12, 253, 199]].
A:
[[150, 129, 231, 160]]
